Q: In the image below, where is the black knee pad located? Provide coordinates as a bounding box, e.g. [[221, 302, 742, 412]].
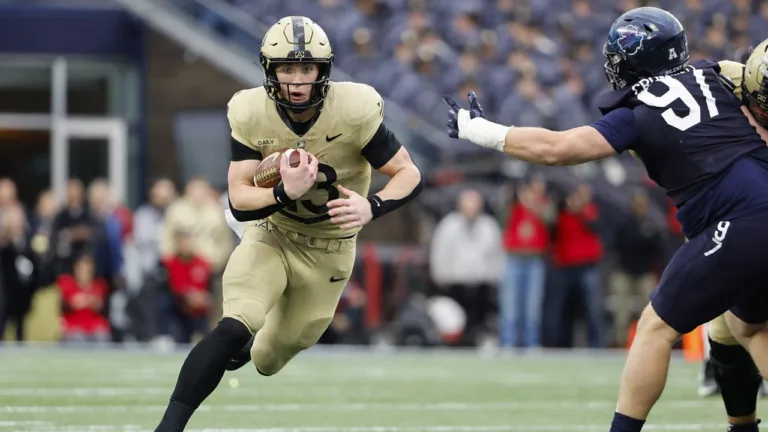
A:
[[709, 338, 762, 417], [213, 317, 253, 349]]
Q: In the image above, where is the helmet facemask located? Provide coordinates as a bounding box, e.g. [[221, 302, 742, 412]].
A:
[[260, 55, 333, 114]]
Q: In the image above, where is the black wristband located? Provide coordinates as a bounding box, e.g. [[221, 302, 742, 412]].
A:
[[367, 194, 385, 219], [273, 182, 295, 205], [366, 176, 424, 220]]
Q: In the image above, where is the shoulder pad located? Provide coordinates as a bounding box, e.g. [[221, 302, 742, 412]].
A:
[[691, 59, 720, 71], [227, 87, 267, 130], [717, 60, 745, 97], [596, 87, 635, 115], [329, 82, 384, 127]]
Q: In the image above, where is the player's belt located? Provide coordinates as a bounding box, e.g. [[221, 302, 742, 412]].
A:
[[274, 226, 356, 252]]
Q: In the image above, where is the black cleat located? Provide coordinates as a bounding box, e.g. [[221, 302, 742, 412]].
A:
[[226, 335, 254, 371]]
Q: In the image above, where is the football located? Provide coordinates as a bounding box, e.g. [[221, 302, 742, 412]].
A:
[[253, 148, 302, 188]]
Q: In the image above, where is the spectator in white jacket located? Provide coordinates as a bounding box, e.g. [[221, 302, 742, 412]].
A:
[[429, 188, 502, 345], [133, 179, 177, 278]]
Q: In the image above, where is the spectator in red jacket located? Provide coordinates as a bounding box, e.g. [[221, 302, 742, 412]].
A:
[[546, 184, 605, 348], [155, 229, 212, 344], [57, 252, 111, 343], [498, 175, 554, 347]]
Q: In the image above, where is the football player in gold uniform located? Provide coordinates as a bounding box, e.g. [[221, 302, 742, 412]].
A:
[[695, 40, 768, 432], [154, 16, 423, 431]]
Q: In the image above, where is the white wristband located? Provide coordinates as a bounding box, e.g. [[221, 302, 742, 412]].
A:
[[457, 109, 510, 152]]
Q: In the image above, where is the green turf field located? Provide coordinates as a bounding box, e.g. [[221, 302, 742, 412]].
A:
[[0, 347, 761, 431]]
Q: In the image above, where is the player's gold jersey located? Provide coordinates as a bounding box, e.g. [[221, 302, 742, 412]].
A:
[[718, 60, 745, 98], [227, 81, 384, 239]]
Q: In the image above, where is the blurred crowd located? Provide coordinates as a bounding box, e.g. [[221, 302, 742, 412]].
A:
[[426, 177, 681, 349], [0, 176, 226, 344], [0, 173, 682, 349], [0, 176, 372, 346], [2, 0, 764, 347], [204, 0, 768, 131]]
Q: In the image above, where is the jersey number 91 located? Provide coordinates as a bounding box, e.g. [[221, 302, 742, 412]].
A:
[[637, 69, 720, 131]]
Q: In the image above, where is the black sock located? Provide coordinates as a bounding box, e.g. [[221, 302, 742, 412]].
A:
[[610, 412, 645, 432], [728, 421, 760, 432], [155, 400, 195, 432], [155, 318, 252, 432], [710, 339, 761, 418]]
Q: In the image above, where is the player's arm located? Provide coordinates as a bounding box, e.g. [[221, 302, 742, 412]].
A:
[[227, 141, 284, 221], [498, 125, 617, 166], [327, 122, 423, 229], [225, 90, 295, 222], [444, 92, 633, 165], [362, 124, 424, 218]]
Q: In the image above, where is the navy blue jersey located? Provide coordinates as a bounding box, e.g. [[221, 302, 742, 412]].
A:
[[593, 59, 768, 238]]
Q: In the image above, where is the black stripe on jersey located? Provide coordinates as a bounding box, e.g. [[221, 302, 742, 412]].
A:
[[229, 198, 283, 221], [291, 16, 305, 52], [230, 137, 263, 162], [718, 74, 737, 93], [361, 123, 402, 169], [278, 209, 330, 225]]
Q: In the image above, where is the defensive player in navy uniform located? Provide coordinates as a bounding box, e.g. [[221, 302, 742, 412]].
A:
[[444, 7, 768, 432], [154, 16, 423, 431]]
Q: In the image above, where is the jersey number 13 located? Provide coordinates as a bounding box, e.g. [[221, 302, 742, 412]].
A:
[[637, 69, 720, 131], [282, 163, 339, 224]]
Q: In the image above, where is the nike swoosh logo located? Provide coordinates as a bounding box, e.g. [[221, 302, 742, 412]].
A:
[[326, 133, 342, 142], [329, 276, 346, 282], [269, 42, 278, 46]]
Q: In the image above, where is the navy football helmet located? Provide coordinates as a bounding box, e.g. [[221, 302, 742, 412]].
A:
[[603, 7, 689, 90]]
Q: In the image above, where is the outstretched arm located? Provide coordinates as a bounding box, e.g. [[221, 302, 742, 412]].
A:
[[499, 125, 617, 166], [444, 92, 622, 166]]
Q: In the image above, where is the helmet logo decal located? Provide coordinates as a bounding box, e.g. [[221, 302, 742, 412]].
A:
[[616, 25, 649, 56]]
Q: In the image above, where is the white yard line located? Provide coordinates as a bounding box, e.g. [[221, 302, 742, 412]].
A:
[[10, 425, 726, 432], [0, 400, 715, 414], [0, 387, 393, 398]]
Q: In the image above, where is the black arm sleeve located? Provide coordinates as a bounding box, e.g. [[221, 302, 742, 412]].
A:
[[360, 123, 402, 169], [230, 137, 263, 162], [228, 198, 284, 222], [368, 174, 424, 220]]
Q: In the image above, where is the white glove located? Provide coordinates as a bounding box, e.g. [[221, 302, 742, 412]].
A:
[[444, 92, 511, 152], [224, 208, 247, 240]]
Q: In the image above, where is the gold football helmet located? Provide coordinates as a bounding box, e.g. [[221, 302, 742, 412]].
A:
[[742, 39, 768, 127], [259, 16, 334, 112]]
